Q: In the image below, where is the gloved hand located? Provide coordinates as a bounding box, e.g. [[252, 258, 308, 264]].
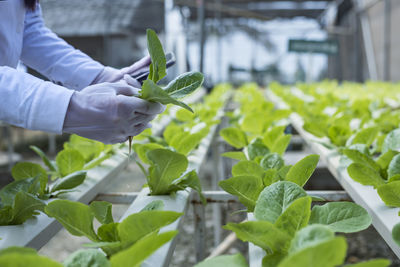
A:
[[92, 56, 151, 85], [63, 81, 163, 144]]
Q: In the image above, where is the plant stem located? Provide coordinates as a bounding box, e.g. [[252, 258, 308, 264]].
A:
[[128, 136, 133, 155]]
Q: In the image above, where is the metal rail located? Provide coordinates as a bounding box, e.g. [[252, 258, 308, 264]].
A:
[[96, 190, 350, 205]]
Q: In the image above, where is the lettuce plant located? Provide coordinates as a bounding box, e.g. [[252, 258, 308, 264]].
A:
[[133, 148, 205, 203], [199, 181, 387, 267], [0, 135, 115, 225], [224, 182, 386, 267], [130, 84, 230, 201], [218, 85, 319, 211], [215, 85, 390, 266], [127, 29, 204, 153], [219, 152, 319, 212], [44, 199, 180, 262], [141, 29, 204, 113], [0, 200, 180, 267], [270, 82, 400, 244]]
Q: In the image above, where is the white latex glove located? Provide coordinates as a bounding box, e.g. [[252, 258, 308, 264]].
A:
[[92, 56, 151, 85], [62, 82, 163, 144]]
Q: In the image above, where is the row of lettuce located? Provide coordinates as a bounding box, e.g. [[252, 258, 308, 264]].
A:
[[197, 83, 391, 267], [0, 85, 230, 266], [0, 81, 394, 267], [270, 81, 400, 247]]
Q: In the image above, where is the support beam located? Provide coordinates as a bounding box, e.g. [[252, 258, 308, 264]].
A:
[[173, 0, 272, 21], [96, 190, 350, 204], [193, 196, 207, 262], [197, 0, 206, 72], [2, 125, 14, 171], [383, 0, 391, 81], [356, 0, 379, 80]]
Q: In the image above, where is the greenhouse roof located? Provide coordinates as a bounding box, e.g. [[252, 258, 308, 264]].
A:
[[40, 0, 164, 37], [176, 0, 336, 21]]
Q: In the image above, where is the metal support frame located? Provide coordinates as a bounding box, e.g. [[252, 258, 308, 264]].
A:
[[48, 134, 56, 156], [193, 194, 207, 262], [215, 0, 223, 82], [356, 0, 379, 80], [383, 0, 391, 81], [197, 0, 206, 73], [211, 138, 223, 247], [173, 0, 271, 21], [96, 190, 350, 205], [2, 125, 14, 171]]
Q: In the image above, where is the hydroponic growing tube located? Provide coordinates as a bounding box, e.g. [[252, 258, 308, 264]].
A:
[[266, 89, 400, 259], [0, 149, 129, 250], [0, 89, 206, 251], [247, 213, 266, 267], [118, 106, 226, 267]]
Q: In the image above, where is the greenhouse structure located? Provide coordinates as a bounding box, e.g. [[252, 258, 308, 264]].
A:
[[1, 0, 400, 266]]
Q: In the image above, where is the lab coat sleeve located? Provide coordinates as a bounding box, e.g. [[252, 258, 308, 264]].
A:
[[20, 4, 104, 90], [0, 66, 73, 133]]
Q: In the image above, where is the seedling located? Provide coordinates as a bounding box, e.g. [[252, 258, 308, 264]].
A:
[[128, 29, 204, 154]]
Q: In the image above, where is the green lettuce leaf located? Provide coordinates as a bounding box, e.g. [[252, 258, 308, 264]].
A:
[[309, 202, 371, 233]]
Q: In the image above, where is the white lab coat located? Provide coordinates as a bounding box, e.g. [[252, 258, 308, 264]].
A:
[[0, 0, 104, 133]]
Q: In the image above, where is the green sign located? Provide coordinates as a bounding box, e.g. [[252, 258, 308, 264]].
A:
[[288, 39, 339, 55]]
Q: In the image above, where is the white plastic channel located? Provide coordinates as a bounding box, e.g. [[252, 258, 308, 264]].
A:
[[247, 213, 265, 267], [0, 149, 129, 250], [118, 121, 220, 267]]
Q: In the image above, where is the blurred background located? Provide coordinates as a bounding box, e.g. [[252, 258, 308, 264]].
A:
[[2, 0, 398, 175], [37, 0, 398, 86]]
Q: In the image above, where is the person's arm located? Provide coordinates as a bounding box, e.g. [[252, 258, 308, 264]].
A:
[[0, 67, 164, 142], [0, 66, 73, 133], [20, 3, 104, 90]]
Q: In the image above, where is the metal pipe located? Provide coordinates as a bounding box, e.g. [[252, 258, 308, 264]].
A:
[[216, 0, 223, 82], [211, 136, 223, 247], [4, 125, 14, 171], [94, 192, 140, 204], [193, 195, 206, 261], [197, 0, 205, 72], [172, 0, 271, 21], [353, 10, 362, 82], [383, 0, 391, 81], [356, 0, 378, 80], [357, 0, 383, 13], [307, 190, 351, 202], [102, 1, 112, 65], [96, 190, 351, 204], [48, 134, 56, 156], [207, 232, 237, 258]]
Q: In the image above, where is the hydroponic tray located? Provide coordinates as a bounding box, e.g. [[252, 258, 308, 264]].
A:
[[266, 89, 400, 259]]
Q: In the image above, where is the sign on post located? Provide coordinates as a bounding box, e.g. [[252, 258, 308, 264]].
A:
[[288, 39, 339, 55]]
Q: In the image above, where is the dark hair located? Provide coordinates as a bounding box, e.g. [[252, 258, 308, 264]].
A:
[[24, 0, 37, 10]]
